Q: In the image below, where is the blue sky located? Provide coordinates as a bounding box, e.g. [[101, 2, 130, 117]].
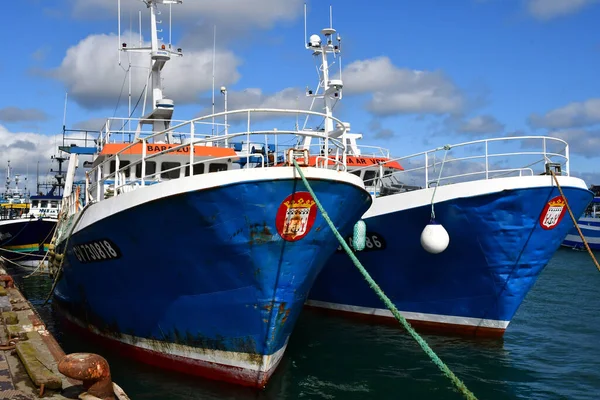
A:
[[1, 0, 599, 190]]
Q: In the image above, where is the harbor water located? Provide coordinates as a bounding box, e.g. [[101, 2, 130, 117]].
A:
[[11, 247, 600, 399]]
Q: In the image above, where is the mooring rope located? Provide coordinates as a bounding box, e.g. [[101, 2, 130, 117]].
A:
[[0, 248, 45, 258], [43, 203, 92, 306], [429, 145, 451, 220], [24, 218, 61, 278], [291, 159, 478, 400], [549, 170, 600, 272], [0, 255, 37, 268]]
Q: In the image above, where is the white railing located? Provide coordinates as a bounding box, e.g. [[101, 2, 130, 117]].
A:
[[351, 136, 569, 193], [305, 142, 391, 159], [84, 109, 350, 204], [96, 117, 229, 149], [61, 185, 83, 216]]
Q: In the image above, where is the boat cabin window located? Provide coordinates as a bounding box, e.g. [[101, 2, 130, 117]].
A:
[[51, 201, 59, 209], [209, 163, 227, 173], [363, 171, 377, 185], [351, 170, 362, 178], [135, 161, 156, 178], [41, 200, 48, 208], [161, 162, 181, 179], [109, 160, 131, 178], [31, 200, 39, 208], [185, 163, 205, 176]]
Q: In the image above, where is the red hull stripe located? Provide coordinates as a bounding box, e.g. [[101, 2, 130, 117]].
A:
[[58, 311, 280, 389], [304, 304, 507, 338]]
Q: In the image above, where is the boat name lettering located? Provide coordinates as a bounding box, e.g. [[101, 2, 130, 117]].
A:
[[72, 239, 121, 264], [336, 232, 387, 252], [336, 157, 389, 165], [147, 145, 190, 153]]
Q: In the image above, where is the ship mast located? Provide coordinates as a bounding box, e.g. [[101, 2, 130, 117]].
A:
[[5, 160, 11, 195], [50, 155, 67, 196], [119, 0, 183, 143], [302, 6, 347, 157]]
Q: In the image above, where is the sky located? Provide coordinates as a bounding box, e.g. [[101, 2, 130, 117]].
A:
[[1, 0, 599, 193]]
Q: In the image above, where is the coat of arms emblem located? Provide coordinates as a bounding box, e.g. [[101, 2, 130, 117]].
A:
[[539, 195, 567, 230], [276, 192, 317, 241]]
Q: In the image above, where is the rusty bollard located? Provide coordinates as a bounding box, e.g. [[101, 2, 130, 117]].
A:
[[58, 353, 115, 400], [0, 275, 14, 288]]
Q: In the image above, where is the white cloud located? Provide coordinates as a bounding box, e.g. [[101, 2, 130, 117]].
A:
[[526, 0, 597, 20], [550, 128, 600, 158], [573, 171, 600, 187], [31, 47, 51, 62], [368, 119, 395, 140], [0, 125, 63, 187], [458, 115, 505, 134], [225, 88, 311, 111], [0, 124, 95, 194], [197, 87, 314, 123], [340, 57, 464, 116], [394, 152, 496, 187], [72, 118, 110, 132], [52, 32, 241, 110], [529, 98, 600, 129], [72, 0, 303, 30], [0, 107, 48, 123]]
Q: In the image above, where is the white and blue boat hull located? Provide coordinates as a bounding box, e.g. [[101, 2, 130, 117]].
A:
[[307, 176, 593, 337], [0, 218, 56, 267], [562, 197, 600, 251], [53, 167, 371, 387]]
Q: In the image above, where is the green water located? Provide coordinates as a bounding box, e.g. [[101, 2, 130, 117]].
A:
[[11, 248, 600, 399]]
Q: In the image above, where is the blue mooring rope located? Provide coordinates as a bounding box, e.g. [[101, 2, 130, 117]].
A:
[[291, 159, 478, 400]]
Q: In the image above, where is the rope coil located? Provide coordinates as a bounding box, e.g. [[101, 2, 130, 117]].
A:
[[291, 159, 478, 400]]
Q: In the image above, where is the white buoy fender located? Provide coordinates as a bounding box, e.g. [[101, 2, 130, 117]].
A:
[[420, 220, 449, 254]]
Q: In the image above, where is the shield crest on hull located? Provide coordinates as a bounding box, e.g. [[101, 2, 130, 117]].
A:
[[539, 195, 567, 230], [276, 192, 317, 241]]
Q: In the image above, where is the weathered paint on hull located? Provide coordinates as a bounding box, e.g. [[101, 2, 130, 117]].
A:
[[55, 303, 284, 388], [54, 176, 371, 387]]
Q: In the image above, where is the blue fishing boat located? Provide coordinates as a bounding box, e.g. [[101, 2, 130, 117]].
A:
[[0, 159, 64, 268], [296, 13, 594, 337], [48, 0, 371, 388], [562, 185, 600, 251]]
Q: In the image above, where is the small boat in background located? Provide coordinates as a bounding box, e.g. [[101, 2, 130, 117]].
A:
[[0, 159, 64, 268], [562, 185, 600, 251]]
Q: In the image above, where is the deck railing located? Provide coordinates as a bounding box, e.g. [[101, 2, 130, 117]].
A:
[[83, 109, 350, 203], [351, 136, 569, 193]]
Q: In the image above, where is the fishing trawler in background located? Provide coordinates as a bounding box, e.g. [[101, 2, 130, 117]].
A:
[[296, 12, 594, 337], [0, 159, 64, 268], [562, 185, 600, 251], [49, 0, 371, 389]]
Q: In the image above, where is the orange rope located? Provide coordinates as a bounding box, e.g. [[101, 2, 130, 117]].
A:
[[75, 186, 81, 210], [550, 170, 600, 272]]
